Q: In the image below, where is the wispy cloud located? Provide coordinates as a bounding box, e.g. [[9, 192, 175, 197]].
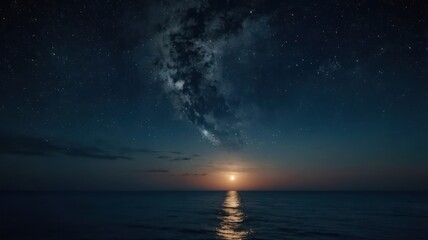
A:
[[143, 169, 170, 173], [169, 151, 182, 155], [0, 132, 204, 163], [0, 133, 132, 160], [135, 148, 159, 153], [170, 157, 193, 161], [181, 173, 208, 177]]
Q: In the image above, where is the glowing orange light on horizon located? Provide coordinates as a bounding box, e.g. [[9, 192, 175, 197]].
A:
[[230, 175, 235, 181]]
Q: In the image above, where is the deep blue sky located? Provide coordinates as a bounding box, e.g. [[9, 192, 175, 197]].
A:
[[1, 0, 427, 190]]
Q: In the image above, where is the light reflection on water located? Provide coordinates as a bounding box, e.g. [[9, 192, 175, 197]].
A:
[[216, 191, 252, 240]]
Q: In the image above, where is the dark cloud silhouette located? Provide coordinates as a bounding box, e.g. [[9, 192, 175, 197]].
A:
[[0, 133, 132, 160], [144, 169, 170, 173], [121, 148, 197, 157], [135, 148, 159, 153], [171, 157, 193, 161], [0, 132, 203, 163], [65, 148, 132, 160], [119, 147, 159, 154], [181, 173, 207, 177]]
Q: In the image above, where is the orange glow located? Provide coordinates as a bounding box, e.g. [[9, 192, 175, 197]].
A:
[[138, 155, 292, 190]]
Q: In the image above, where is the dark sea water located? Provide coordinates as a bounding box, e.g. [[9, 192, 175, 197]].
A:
[[0, 191, 427, 240]]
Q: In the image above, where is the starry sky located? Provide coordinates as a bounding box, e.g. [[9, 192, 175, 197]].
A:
[[1, 0, 427, 190]]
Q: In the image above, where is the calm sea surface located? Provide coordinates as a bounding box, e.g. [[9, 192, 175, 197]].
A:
[[0, 191, 427, 240]]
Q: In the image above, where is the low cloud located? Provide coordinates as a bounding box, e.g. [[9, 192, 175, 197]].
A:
[[0, 132, 203, 163], [143, 169, 170, 173], [135, 148, 159, 153], [181, 173, 208, 177], [171, 157, 193, 161], [0, 133, 132, 160], [170, 151, 182, 155]]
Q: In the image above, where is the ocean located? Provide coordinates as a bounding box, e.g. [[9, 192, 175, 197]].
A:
[[0, 191, 427, 239]]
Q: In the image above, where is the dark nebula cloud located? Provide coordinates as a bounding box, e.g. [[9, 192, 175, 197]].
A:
[[155, 0, 266, 149]]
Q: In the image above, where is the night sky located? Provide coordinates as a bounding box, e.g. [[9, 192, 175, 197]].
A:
[[1, 0, 427, 190]]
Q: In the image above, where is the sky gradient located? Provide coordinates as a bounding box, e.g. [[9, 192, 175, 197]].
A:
[[1, 0, 427, 190]]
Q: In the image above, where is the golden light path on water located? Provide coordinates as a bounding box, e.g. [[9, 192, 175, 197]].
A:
[[216, 191, 252, 240]]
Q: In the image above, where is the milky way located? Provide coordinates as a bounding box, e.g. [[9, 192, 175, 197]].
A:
[[155, 1, 264, 149]]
